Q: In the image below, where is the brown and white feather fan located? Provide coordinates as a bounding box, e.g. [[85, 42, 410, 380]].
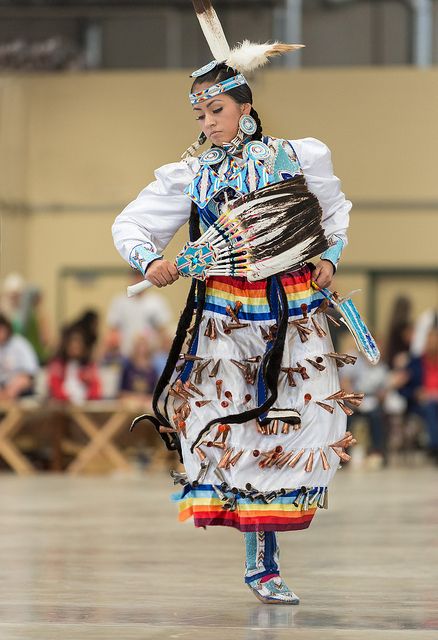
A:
[[191, 0, 230, 61]]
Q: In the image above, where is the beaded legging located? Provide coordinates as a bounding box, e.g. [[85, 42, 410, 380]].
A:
[[244, 531, 280, 584]]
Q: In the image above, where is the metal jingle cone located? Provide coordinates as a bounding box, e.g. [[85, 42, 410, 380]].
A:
[[270, 419, 279, 435], [226, 304, 239, 323], [303, 490, 310, 511], [216, 379, 223, 399], [300, 302, 309, 319], [195, 446, 206, 461], [204, 317, 213, 339], [293, 486, 307, 508], [295, 324, 312, 343], [245, 356, 262, 363], [325, 389, 347, 401], [209, 359, 221, 378], [288, 449, 305, 468], [316, 401, 335, 414], [195, 399, 212, 407], [276, 451, 293, 468], [234, 300, 243, 316], [204, 441, 226, 449], [326, 313, 341, 328], [245, 365, 257, 385], [317, 489, 326, 508], [214, 467, 227, 485], [306, 356, 326, 371], [294, 363, 309, 380], [308, 488, 320, 506], [222, 320, 231, 335], [218, 447, 234, 469], [281, 422, 290, 434], [323, 487, 329, 509], [316, 299, 329, 314], [319, 448, 331, 470], [230, 359, 247, 373], [330, 445, 351, 462], [170, 470, 188, 485], [185, 380, 204, 397], [195, 459, 210, 485], [311, 316, 327, 337], [182, 354, 203, 362], [229, 450, 244, 466], [227, 322, 249, 331], [286, 368, 296, 387], [304, 450, 314, 472], [336, 400, 354, 416]]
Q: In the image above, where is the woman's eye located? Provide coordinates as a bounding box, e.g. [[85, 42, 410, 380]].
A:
[[196, 115, 205, 121], [213, 108, 223, 114]]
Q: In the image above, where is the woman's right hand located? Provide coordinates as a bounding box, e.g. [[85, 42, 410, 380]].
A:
[[145, 259, 179, 288]]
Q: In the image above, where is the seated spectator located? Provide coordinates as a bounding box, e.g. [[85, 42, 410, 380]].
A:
[[1, 273, 52, 364], [48, 327, 101, 404], [106, 271, 172, 356], [118, 334, 159, 407], [401, 326, 438, 462], [0, 313, 39, 400]]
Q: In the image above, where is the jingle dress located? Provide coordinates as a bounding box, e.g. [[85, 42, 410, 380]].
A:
[[113, 136, 352, 533]]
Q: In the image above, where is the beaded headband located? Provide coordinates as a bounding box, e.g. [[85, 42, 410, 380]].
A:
[[189, 73, 248, 105]]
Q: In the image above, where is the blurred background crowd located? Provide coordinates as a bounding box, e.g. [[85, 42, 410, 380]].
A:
[[1, 269, 437, 472]]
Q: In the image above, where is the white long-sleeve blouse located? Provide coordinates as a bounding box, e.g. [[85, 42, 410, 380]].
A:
[[112, 137, 352, 272]]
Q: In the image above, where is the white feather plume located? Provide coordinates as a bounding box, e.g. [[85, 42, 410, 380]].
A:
[[226, 40, 304, 73], [193, 1, 230, 62]]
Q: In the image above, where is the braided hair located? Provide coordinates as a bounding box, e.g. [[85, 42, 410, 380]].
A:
[[191, 63, 263, 141]]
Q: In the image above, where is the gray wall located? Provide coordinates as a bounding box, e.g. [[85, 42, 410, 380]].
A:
[[0, 1, 436, 68]]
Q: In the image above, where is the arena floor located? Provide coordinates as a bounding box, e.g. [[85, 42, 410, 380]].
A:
[[0, 465, 436, 639]]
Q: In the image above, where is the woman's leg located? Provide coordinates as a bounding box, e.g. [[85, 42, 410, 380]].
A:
[[244, 532, 300, 605]]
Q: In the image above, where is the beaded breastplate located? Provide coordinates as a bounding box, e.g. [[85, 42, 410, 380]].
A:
[[184, 137, 303, 227]]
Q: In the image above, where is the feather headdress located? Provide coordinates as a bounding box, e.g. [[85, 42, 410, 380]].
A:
[[226, 40, 304, 73], [191, 0, 230, 62], [191, 0, 303, 72]]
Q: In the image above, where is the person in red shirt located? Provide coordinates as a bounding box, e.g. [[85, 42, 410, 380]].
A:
[[48, 327, 101, 403], [402, 326, 438, 463]]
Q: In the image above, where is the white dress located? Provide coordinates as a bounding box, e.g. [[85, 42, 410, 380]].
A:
[[113, 137, 354, 532]]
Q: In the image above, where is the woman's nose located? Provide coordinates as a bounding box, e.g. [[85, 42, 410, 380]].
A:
[[205, 113, 216, 128]]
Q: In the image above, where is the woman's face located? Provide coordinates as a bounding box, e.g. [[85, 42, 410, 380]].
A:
[[192, 86, 252, 146]]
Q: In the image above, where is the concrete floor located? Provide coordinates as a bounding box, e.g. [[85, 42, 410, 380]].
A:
[[0, 465, 436, 639]]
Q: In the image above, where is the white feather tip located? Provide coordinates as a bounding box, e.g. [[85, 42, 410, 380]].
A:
[[226, 40, 304, 73]]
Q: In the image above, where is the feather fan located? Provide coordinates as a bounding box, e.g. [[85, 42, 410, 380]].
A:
[[191, 0, 230, 62], [226, 40, 304, 73], [127, 177, 329, 297]]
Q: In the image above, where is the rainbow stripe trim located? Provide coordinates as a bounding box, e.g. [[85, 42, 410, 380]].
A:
[[204, 267, 323, 321], [173, 484, 320, 532]]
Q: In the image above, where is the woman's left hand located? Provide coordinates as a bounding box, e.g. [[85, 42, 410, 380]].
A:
[[312, 260, 335, 289]]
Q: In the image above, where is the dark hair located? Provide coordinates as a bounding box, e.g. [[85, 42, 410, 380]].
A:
[[191, 64, 263, 141], [0, 313, 13, 338], [56, 325, 92, 365]]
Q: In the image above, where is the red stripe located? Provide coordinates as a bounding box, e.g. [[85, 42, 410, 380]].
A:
[[191, 510, 315, 526]]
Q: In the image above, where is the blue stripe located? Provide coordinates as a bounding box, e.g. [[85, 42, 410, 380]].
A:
[[204, 295, 322, 320], [172, 484, 323, 504]]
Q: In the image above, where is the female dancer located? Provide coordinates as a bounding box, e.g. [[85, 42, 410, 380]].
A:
[[112, 4, 353, 605]]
